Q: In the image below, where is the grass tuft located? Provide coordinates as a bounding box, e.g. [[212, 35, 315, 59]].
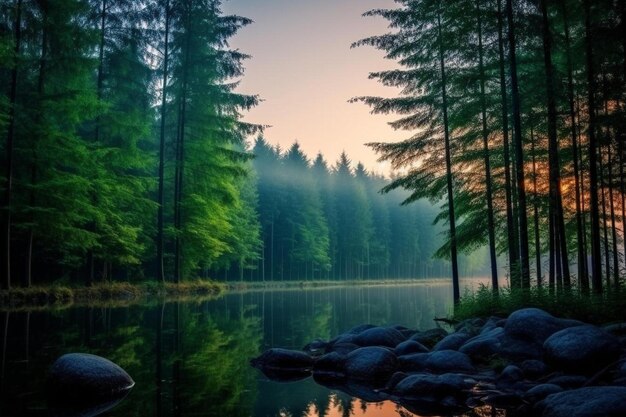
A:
[[454, 284, 626, 324]]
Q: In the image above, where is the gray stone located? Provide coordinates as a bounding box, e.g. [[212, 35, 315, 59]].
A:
[[48, 353, 134, 400], [313, 352, 345, 377], [397, 353, 430, 372], [459, 327, 504, 359], [425, 350, 475, 373], [344, 347, 397, 380], [543, 325, 621, 374], [353, 326, 406, 348], [521, 360, 548, 379], [497, 365, 524, 387], [410, 328, 449, 348], [250, 348, 313, 371], [391, 372, 468, 401], [523, 383, 563, 403], [536, 386, 626, 417], [547, 375, 589, 389], [504, 308, 582, 345], [434, 333, 471, 351], [327, 342, 359, 355], [394, 340, 429, 356]]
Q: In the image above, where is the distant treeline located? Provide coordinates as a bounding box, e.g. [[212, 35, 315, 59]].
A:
[[214, 138, 468, 282]]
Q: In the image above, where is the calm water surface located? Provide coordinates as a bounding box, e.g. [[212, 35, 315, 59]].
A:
[[0, 279, 492, 417]]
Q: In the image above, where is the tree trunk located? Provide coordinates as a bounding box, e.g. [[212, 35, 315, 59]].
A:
[[561, 0, 588, 292], [540, 0, 570, 290], [157, 0, 170, 283], [584, 0, 603, 293], [531, 128, 542, 286], [437, 6, 460, 304], [506, 0, 531, 288], [477, 0, 498, 292], [2, 0, 23, 290], [497, 0, 519, 284]]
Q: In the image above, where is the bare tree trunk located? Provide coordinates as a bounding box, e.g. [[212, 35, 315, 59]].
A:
[[2, 0, 23, 290], [437, 6, 460, 304], [506, 0, 531, 288]]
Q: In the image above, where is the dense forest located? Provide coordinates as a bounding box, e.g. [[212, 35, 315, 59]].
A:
[[2, 0, 626, 302], [354, 0, 626, 302], [0, 0, 460, 289]]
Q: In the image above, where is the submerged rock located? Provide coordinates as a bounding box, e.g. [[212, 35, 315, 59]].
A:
[[543, 325, 621, 374], [48, 353, 134, 401], [344, 347, 397, 380], [536, 386, 626, 417]]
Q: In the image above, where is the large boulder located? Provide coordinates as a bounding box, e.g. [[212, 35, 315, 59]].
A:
[[504, 308, 582, 345], [543, 325, 621, 374], [344, 347, 397, 380], [395, 340, 429, 356], [410, 328, 449, 348], [397, 353, 430, 372], [425, 350, 475, 373], [459, 327, 504, 360], [312, 352, 345, 378], [434, 333, 471, 351], [48, 353, 134, 401], [390, 373, 471, 415], [250, 348, 313, 371], [353, 326, 405, 348], [536, 386, 626, 417], [523, 383, 563, 404]]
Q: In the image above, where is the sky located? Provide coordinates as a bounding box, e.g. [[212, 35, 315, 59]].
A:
[[221, 0, 405, 175]]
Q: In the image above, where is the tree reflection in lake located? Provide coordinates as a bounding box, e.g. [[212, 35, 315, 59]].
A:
[[0, 281, 489, 416]]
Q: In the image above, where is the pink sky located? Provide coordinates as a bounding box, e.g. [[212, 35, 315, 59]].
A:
[[222, 0, 405, 174]]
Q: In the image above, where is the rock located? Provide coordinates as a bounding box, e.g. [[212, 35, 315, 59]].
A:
[[455, 318, 485, 336], [328, 333, 357, 346], [433, 333, 471, 351], [390, 372, 471, 415], [497, 365, 524, 387], [547, 375, 589, 389], [395, 340, 429, 356], [500, 335, 543, 361], [410, 328, 449, 348], [603, 322, 626, 336], [504, 308, 582, 345], [250, 348, 313, 371], [543, 325, 621, 374], [327, 342, 359, 355], [479, 317, 504, 335], [480, 392, 524, 408], [346, 324, 377, 334], [344, 347, 397, 381], [536, 386, 626, 417], [459, 327, 504, 359], [523, 384, 563, 403], [425, 350, 475, 373], [312, 352, 345, 377], [353, 326, 406, 348], [48, 353, 134, 401], [521, 360, 548, 379], [397, 353, 430, 372], [303, 339, 328, 356]]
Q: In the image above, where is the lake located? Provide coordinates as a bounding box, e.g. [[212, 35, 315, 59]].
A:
[[0, 279, 493, 417]]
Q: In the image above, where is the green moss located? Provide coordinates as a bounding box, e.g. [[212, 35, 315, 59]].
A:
[[453, 284, 626, 324]]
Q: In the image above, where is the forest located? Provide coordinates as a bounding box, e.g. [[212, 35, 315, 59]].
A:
[[0, 0, 484, 291], [1, 0, 626, 305]]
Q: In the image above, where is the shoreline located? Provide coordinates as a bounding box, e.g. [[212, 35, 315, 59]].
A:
[[0, 278, 473, 311]]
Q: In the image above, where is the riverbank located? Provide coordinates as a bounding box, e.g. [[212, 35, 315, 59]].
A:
[[0, 280, 224, 311], [0, 278, 466, 311]]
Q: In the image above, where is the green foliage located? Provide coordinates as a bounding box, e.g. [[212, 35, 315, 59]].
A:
[[454, 285, 626, 324]]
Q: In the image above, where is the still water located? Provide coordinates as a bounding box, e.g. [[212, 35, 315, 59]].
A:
[[0, 280, 490, 417]]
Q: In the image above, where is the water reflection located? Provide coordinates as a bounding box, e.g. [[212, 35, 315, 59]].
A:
[[0, 280, 489, 416]]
